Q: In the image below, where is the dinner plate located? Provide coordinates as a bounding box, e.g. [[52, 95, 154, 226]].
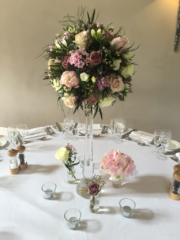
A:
[[166, 140, 180, 152], [0, 138, 7, 147]]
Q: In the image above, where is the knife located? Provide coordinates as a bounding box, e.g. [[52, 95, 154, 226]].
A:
[[121, 129, 138, 139], [56, 122, 62, 132]]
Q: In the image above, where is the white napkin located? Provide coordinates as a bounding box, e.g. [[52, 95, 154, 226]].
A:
[[24, 127, 47, 141], [129, 131, 153, 143]]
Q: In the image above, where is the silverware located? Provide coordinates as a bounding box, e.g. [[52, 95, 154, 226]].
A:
[[122, 129, 138, 139], [49, 127, 56, 135], [137, 142, 150, 146], [56, 122, 62, 132], [45, 128, 52, 135], [170, 157, 180, 164]]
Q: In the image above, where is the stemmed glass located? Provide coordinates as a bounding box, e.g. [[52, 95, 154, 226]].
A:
[[16, 124, 28, 145], [158, 129, 172, 160], [7, 126, 19, 149], [110, 118, 116, 141], [64, 118, 72, 140], [115, 118, 126, 143], [153, 130, 162, 155], [71, 117, 79, 141]]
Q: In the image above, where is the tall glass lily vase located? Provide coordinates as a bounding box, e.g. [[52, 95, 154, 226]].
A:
[[76, 108, 94, 199]]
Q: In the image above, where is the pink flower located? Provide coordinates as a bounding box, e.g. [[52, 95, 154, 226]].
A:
[[62, 56, 69, 69], [49, 45, 53, 52], [55, 57, 60, 63], [102, 30, 112, 40], [88, 183, 99, 195], [109, 75, 124, 93], [60, 71, 79, 88], [97, 22, 103, 27], [69, 50, 90, 68], [90, 51, 102, 66], [110, 36, 129, 50], [89, 92, 98, 105]]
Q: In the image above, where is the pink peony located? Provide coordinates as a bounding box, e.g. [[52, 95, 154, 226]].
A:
[[100, 150, 136, 180], [110, 36, 129, 50], [60, 71, 79, 88], [109, 75, 124, 93], [90, 51, 102, 66], [89, 92, 98, 105], [62, 56, 69, 69], [102, 30, 112, 40]]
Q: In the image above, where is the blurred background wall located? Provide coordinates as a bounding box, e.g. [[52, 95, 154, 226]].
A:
[[0, 0, 180, 140]]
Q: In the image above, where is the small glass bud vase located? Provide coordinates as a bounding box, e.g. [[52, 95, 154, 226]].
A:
[[89, 193, 100, 213], [67, 167, 76, 184]]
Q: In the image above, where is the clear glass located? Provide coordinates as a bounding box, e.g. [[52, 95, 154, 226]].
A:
[[16, 124, 28, 145], [170, 177, 180, 195], [110, 118, 116, 141], [41, 182, 56, 199], [78, 155, 84, 168], [90, 193, 100, 213], [153, 130, 162, 155], [64, 118, 72, 140], [67, 167, 76, 184], [8, 126, 19, 149], [71, 117, 80, 141], [10, 156, 18, 169], [119, 198, 136, 218], [115, 118, 126, 143], [158, 129, 172, 160], [64, 208, 81, 230]]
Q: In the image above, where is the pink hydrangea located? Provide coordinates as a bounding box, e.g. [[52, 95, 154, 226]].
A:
[[62, 56, 69, 69], [100, 150, 136, 180], [69, 49, 90, 68]]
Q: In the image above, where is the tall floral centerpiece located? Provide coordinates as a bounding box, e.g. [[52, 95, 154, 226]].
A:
[[42, 7, 138, 197]]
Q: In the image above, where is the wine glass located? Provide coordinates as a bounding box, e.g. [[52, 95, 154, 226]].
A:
[[115, 118, 126, 143], [71, 116, 80, 141], [64, 118, 72, 140], [7, 125, 19, 149], [110, 118, 116, 141], [153, 130, 162, 155], [158, 130, 172, 160], [16, 124, 28, 145]]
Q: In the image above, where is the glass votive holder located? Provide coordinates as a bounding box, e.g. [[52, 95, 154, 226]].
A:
[[41, 182, 56, 199], [119, 198, 136, 218], [78, 155, 84, 168], [64, 208, 81, 230]]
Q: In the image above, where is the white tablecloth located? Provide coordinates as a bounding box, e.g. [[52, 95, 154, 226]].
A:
[[0, 128, 179, 240]]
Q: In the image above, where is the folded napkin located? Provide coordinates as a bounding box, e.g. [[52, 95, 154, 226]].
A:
[[24, 127, 47, 141], [129, 131, 153, 143]]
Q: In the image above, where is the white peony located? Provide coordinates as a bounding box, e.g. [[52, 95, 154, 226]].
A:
[[74, 31, 88, 49], [55, 38, 67, 49], [80, 72, 90, 82], [121, 65, 134, 78], [99, 96, 115, 107]]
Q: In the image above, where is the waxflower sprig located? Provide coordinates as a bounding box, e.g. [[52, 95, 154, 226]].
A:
[[55, 143, 79, 179], [85, 175, 106, 196], [42, 7, 138, 119]]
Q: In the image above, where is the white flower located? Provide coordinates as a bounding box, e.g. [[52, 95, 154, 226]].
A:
[[123, 52, 131, 59], [121, 65, 134, 78], [52, 79, 61, 91], [99, 96, 115, 107], [74, 31, 88, 49], [91, 29, 96, 38], [80, 72, 90, 82], [56, 38, 67, 49], [113, 59, 122, 70], [55, 147, 69, 162], [91, 76, 96, 83]]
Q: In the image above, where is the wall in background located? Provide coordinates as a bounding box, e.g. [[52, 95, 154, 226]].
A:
[[0, 0, 180, 140]]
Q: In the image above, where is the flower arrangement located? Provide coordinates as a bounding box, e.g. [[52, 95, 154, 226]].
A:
[[85, 174, 106, 196], [100, 150, 136, 181], [42, 7, 138, 118], [55, 143, 79, 179]]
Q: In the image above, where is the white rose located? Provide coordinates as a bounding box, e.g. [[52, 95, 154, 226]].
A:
[[121, 65, 134, 78], [80, 72, 90, 82], [123, 52, 131, 59], [113, 59, 122, 70], [52, 79, 62, 91], [55, 147, 69, 162], [91, 76, 96, 83], [56, 38, 67, 49], [99, 96, 115, 107], [74, 31, 88, 49]]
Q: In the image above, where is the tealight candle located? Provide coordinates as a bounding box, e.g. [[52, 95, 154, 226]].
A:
[[68, 217, 78, 229], [119, 198, 136, 218], [44, 189, 53, 199], [41, 182, 56, 200], [123, 206, 132, 218], [64, 208, 81, 230]]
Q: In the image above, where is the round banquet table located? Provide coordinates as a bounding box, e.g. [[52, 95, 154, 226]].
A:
[[0, 128, 179, 240]]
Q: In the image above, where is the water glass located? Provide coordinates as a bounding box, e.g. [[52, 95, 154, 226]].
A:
[[41, 182, 56, 199], [64, 208, 81, 230], [153, 130, 162, 155], [78, 155, 84, 168], [16, 124, 28, 145], [110, 118, 116, 141], [71, 117, 79, 141], [64, 118, 72, 140], [115, 118, 126, 143], [119, 198, 136, 218], [8, 126, 19, 149], [158, 130, 172, 160]]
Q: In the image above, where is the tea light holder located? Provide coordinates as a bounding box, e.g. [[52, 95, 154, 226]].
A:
[[119, 198, 136, 218], [41, 182, 56, 199], [64, 208, 81, 230]]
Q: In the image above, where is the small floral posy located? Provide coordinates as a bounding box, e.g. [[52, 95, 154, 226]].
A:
[[55, 143, 79, 180], [42, 7, 139, 119]]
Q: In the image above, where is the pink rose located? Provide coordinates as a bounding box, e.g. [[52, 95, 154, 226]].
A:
[[110, 36, 129, 50], [89, 92, 98, 105], [62, 56, 69, 69], [60, 71, 79, 88], [90, 51, 102, 66], [110, 75, 124, 93], [102, 30, 112, 40]]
